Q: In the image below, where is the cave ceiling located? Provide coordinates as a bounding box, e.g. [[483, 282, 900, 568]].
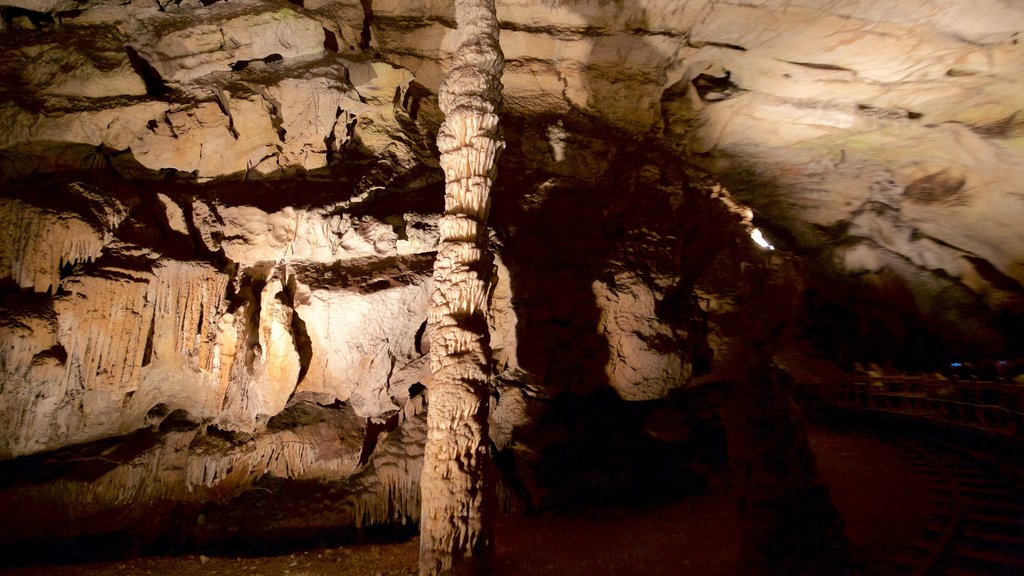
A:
[[2, 0, 1024, 458]]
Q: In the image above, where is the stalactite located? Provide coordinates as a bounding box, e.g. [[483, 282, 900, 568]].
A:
[[420, 0, 504, 574], [349, 395, 427, 529], [55, 268, 154, 395], [0, 183, 128, 293], [150, 261, 230, 372], [185, 432, 321, 489]]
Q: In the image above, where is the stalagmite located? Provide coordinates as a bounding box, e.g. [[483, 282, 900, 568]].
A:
[[419, 0, 504, 574]]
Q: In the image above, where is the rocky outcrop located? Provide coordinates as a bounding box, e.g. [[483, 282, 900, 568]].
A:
[[2, 0, 1021, 355], [0, 401, 366, 546], [0, 177, 443, 458], [2, 0, 1024, 564], [0, 182, 130, 292], [364, 0, 1024, 358], [593, 272, 689, 401]]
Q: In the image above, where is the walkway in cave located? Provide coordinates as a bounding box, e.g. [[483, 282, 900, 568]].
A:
[[0, 422, 953, 576]]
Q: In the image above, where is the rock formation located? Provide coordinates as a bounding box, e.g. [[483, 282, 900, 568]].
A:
[[419, 0, 504, 573], [0, 0, 1023, 572]]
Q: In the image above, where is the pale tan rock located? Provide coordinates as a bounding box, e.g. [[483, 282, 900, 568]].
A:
[[9, 40, 147, 99], [0, 182, 129, 293], [592, 273, 687, 401], [295, 274, 430, 418], [157, 193, 190, 236], [217, 273, 301, 434], [215, 204, 423, 265], [789, 0, 1024, 44], [0, 101, 169, 153], [0, 304, 64, 458], [262, 76, 352, 172], [0, 0, 79, 14], [191, 200, 224, 252], [343, 59, 423, 164], [0, 256, 236, 457], [149, 260, 229, 374], [304, 0, 364, 52], [132, 98, 278, 179], [420, 0, 504, 572], [690, 4, 972, 83], [54, 267, 154, 426], [126, 3, 325, 83], [488, 253, 518, 374]]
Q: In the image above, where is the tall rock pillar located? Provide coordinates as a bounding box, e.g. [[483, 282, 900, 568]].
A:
[[419, 0, 504, 574]]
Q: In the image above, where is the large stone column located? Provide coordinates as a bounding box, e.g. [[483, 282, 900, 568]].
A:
[[722, 253, 851, 575], [419, 0, 504, 574]]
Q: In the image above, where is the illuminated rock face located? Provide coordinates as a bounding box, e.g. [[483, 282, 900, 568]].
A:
[[0, 0, 1024, 555], [2, 0, 1022, 356], [367, 0, 1024, 355], [0, 179, 438, 458]]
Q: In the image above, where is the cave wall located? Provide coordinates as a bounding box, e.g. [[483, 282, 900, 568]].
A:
[[1, 0, 1023, 557]]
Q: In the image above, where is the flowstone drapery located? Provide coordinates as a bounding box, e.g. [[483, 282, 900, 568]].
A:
[[419, 0, 504, 574]]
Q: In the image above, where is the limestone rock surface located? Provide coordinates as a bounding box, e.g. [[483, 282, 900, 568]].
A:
[[2, 0, 1024, 554]]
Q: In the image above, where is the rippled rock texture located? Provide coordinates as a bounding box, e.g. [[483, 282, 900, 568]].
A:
[[0, 0, 1022, 568]]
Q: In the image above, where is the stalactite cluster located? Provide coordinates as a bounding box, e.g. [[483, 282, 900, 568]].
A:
[[420, 0, 504, 574], [0, 183, 128, 293]]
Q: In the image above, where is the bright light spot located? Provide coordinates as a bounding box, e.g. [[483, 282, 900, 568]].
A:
[[750, 228, 775, 250]]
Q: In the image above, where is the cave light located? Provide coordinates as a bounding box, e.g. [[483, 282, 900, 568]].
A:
[[750, 228, 775, 250]]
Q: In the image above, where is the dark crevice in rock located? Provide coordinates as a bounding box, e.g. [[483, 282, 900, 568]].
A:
[[408, 382, 425, 398], [141, 314, 155, 367], [284, 273, 313, 386], [946, 67, 978, 77], [357, 417, 387, 466], [964, 255, 1024, 293], [212, 89, 240, 140], [32, 344, 67, 366], [359, 0, 373, 50], [400, 81, 429, 121], [414, 319, 427, 355], [324, 112, 340, 165], [787, 60, 851, 71], [58, 260, 79, 280], [290, 253, 434, 292], [904, 169, 965, 204], [496, 21, 606, 39], [229, 53, 283, 72], [1, 6, 57, 30], [689, 40, 746, 51], [964, 112, 1022, 138], [857, 103, 923, 121], [259, 91, 287, 142], [323, 27, 339, 52], [125, 46, 171, 99], [146, 402, 170, 422], [231, 268, 270, 381], [267, 400, 333, 431], [158, 408, 200, 432], [692, 70, 739, 102]]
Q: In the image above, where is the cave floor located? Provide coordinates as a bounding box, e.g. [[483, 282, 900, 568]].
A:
[[0, 425, 927, 576]]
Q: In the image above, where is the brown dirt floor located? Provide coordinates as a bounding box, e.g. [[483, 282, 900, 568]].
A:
[[0, 425, 929, 576]]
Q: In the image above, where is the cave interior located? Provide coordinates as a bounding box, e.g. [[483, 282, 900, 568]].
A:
[[1, 0, 1024, 575]]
